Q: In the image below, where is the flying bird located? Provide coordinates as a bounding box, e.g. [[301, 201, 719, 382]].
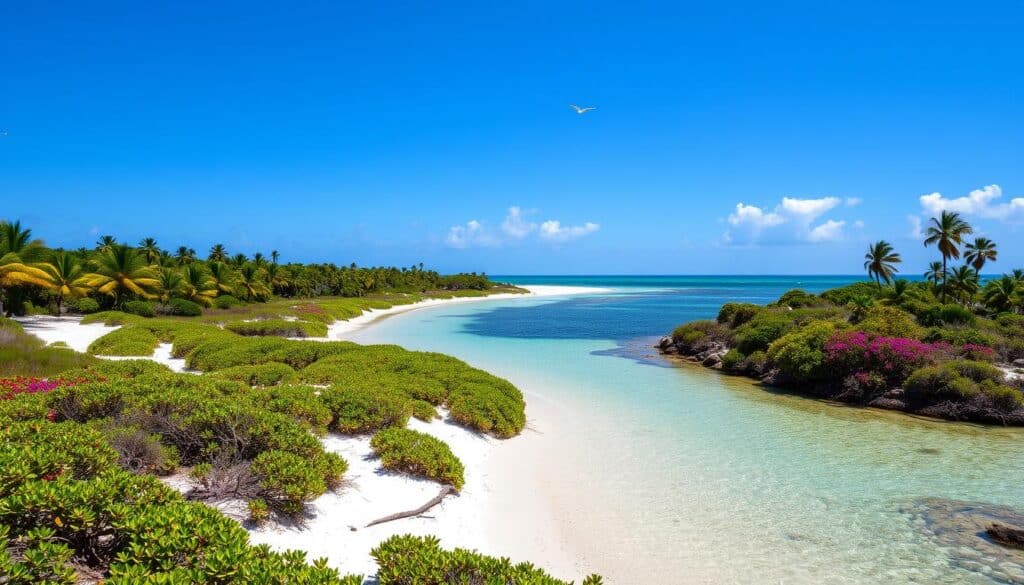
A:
[[569, 104, 597, 114]]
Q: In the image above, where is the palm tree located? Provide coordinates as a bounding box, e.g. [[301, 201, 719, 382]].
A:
[[95, 235, 118, 252], [175, 246, 196, 265], [252, 252, 266, 268], [0, 220, 45, 260], [236, 264, 269, 300], [229, 253, 248, 268], [270, 250, 280, 265], [847, 295, 874, 323], [157, 250, 174, 267], [81, 245, 160, 307], [924, 261, 945, 289], [1014, 269, 1024, 282], [881, 279, 910, 305], [982, 275, 1019, 314], [155, 267, 186, 304], [40, 252, 90, 317], [207, 261, 237, 295], [923, 211, 973, 302], [208, 244, 228, 262], [948, 265, 979, 306], [964, 237, 998, 273], [863, 240, 901, 287], [138, 237, 161, 264], [180, 264, 218, 306], [0, 253, 50, 316]]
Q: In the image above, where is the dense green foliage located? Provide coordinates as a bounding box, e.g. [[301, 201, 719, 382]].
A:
[[372, 535, 603, 585], [370, 428, 465, 490]]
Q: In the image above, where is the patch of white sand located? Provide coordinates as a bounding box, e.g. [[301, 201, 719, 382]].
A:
[[14, 315, 118, 353], [98, 343, 191, 373]]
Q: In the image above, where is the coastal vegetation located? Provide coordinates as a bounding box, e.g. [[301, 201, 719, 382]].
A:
[[0, 220, 600, 581], [663, 211, 1024, 425]]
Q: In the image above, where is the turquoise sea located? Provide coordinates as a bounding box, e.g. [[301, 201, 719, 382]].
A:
[[352, 276, 1024, 584]]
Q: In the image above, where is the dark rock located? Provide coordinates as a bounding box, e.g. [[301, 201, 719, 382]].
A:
[[702, 354, 721, 367], [867, 397, 906, 411], [663, 344, 679, 355], [989, 523, 1024, 550], [657, 336, 673, 350], [1013, 358, 1024, 367]]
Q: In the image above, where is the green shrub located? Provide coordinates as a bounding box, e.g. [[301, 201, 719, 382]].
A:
[[165, 298, 202, 317], [720, 349, 746, 372], [372, 534, 602, 585], [904, 366, 977, 404], [214, 295, 243, 309], [411, 399, 439, 421], [210, 362, 297, 387], [717, 303, 761, 327], [226, 319, 328, 338], [251, 385, 332, 434], [767, 321, 838, 384], [370, 428, 465, 490], [88, 327, 160, 356], [251, 450, 329, 516], [671, 320, 729, 351], [944, 360, 1004, 384], [857, 305, 925, 339], [819, 281, 881, 306], [918, 304, 976, 327], [447, 377, 525, 438], [123, 300, 155, 318], [320, 386, 412, 434], [923, 326, 998, 347], [773, 289, 826, 308], [71, 297, 100, 314], [734, 310, 794, 354]]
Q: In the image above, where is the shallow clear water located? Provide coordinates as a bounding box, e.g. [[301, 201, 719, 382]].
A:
[[353, 277, 1024, 584]]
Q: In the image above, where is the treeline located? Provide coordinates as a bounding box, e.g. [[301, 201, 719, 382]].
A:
[[0, 220, 494, 316]]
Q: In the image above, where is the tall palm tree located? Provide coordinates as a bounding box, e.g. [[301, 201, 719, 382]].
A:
[[923, 211, 973, 302], [81, 245, 160, 307], [0, 220, 45, 260], [948, 265, 979, 306], [964, 237, 998, 273], [95, 235, 118, 252], [863, 240, 901, 287], [175, 246, 196, 265], [180, 264, 218, 306], [270, 250, 280, 265], [236, 264, 269, 300], [155, 267, 186, 304], [40, 252, 90, 317], [924, 261, 945, 289], [208, 244, 228, 262], [0, 220, 48, 315], [982, 275, 1019, 314], [138, 237, 161, 264], [252, 252, 266, 268], [229, 253, 248, 268], [1014, 269, 1024, 283], [157, 250, 174, 268], [207, 261, 237, 295]]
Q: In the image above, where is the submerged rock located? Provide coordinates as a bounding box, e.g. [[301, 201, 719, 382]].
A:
[[903, 497, 1024, 583], [989, 523, 1024, 550]]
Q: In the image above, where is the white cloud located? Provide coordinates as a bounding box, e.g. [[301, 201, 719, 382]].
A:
[[918, 184, 1024, 222], [807, 219, 846, 242], [907, 215, 922, 238], [445, 220, 499, 248], [500, 206, 535, 239], [853, 220, 865, 229], [845, 197, 863, 207], [538, 220, 600, 242], [723, 196, 848, 245], [445, 206, 599, 248]]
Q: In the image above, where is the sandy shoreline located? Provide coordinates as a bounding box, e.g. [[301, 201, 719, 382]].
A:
[[12, 284, 604, 580]]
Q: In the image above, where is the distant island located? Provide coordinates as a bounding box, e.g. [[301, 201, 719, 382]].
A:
[[661, 210, 1024, 425]]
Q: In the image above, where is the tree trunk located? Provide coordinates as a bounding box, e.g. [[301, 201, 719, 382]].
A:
[[941, 257, 947, 303]]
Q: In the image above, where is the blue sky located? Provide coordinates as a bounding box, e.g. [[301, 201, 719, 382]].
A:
[[2, 1, 1022, 275]]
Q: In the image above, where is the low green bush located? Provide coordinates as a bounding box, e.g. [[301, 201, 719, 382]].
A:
[[209, 362, 297, 387], [767, 321, 839, 384], [819, 281, 881, 306], [251, 450, 330, 516], [87, 327, 160, 356], [370, 428, 465, 490], [717, 303, 761, 327], [250, 384, 333, 434], [226, 319, 328, 338], [918, 304, 976, 327], [772, 289, 826, 308], [904, 365, 978, 404], [320, 386, 412, 434], [72, 297, 100, 314], [411, 399, 439, 421], [165, 298, 203, 317], [213, 295, 243, 309], [857, 306, 925, 339], [372, 534, 602, 585], [671, 320, 729, 352], [123, 300, 155, 318]]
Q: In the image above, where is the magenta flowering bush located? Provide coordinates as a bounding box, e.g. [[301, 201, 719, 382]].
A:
[[824, 331, 944, 385], [957, 343, 997, 362], [0, 375, 94, 400]]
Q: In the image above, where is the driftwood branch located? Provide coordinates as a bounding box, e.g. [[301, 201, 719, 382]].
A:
[[364, 486, 455, 528]]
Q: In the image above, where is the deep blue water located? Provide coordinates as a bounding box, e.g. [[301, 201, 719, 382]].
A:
[[474, 275, 860, 343]]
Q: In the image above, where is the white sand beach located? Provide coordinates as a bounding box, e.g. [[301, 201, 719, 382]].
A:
[[13, 285, 603, 580]]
